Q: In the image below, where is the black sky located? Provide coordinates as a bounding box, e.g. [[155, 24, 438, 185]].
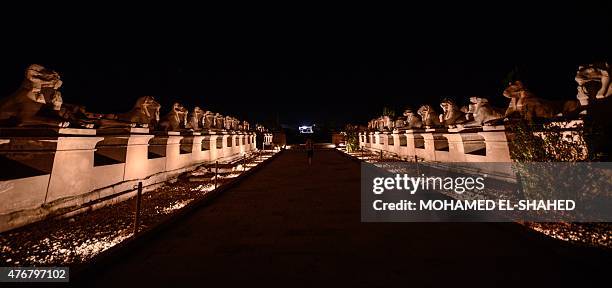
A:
[[1, 3, 609, 128]]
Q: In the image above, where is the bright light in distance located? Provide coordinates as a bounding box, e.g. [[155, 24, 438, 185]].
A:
[[299, 126, 313, 133]]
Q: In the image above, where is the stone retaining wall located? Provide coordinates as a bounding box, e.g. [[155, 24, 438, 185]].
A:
[[0, 128, 260, 232]]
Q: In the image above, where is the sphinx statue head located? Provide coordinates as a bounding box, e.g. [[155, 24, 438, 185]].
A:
[[403, 108, 422, 129], [417, 104, 442, 127], [575, 62, 611, 106], [439, 98, 467, 127]]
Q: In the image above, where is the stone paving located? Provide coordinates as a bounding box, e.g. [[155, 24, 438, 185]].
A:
[[79, 150, 610, 287]]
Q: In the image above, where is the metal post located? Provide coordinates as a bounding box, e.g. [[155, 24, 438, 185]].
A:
[[133, 182, 142, 235], [215, 161, 219, 188]]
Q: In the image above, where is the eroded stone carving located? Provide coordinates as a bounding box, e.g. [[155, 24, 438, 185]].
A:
[[187, 106, 204, 131], [460, 104, 474, 122], [417, 105, 442, 127], [382, 115, 394, 131], [394, 116, 406, 129], [468, 97, 504, 125], [439, 98, 467, 127], [224, 116, 233, 130], [159, 102, 188, 131], [203, 111, 215, 129], [575, 62, 611, 106], [57, 104, 96, 128], [0, 64, 70, 127], [242, 120, 250, 131], [503, 81, 581, 121], [215, 113, 225, 130], [231, 117, 240, 131], [403, 108, 423, 129], [367, 119, 377, 131], [102, 96, 161, 128]]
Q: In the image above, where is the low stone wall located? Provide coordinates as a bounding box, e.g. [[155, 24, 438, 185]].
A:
[[359, 125, 514, 178], [0, 128, 259, 232]]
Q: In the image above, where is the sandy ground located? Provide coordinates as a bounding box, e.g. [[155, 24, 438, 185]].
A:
[[75, 150, 610, 287]]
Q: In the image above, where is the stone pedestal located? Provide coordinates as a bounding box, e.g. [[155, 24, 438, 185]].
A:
[[154, 131, 183, 171], [479, 125, 511, 162], [45, 129, 104, 204], [123, 133, 156, 181]]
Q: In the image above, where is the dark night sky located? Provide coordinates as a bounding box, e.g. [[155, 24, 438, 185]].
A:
[[1, 3, 609, 128]]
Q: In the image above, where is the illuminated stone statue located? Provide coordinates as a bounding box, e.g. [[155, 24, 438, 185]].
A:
[[215, 113, 225, 129], [417, 105, 442, 127], [0, 64, 70, 127], [101, 96, 161, 128], [159, 102, 188, 131], [467, 97, 504, 125], [575, 62, 611, 106], [439, 98, 467, 127], [403, 108, 422, 129], [203, 111, 216, 129], [187, 106, 204, 131], [503, 81, 581, 121]]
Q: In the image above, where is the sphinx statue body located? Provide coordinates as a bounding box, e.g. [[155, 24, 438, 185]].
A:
[[439, 98, 467, 127], [417, 105, 442, 128], [224, 116, 233, 130], [231, 117, 240, 131], [382, 115, 394, 131], [100, 96, 161, 128], [215, 114, 225, 130], [203, 111, 215, 129], [466, 97, 504, 126], [503, 81, 581, 121], [394, 116, 406, 129], [403, 108, 423, 129], [158, 102, 188, 131], [187, 106, 204, 131], [0, 64, 70, 127]]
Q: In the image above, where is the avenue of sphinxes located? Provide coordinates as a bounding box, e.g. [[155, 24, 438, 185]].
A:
[[0, 65, 274, 232], [360, 62, 611, 166]]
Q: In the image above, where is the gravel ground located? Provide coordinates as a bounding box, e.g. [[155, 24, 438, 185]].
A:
[[0, 151, 276, 266], [341, 148, 612, 249]]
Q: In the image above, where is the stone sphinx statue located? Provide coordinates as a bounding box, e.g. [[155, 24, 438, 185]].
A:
[[394, 116, 407, 129], [203, 111, 215, 129], [0, 64, 70, 127], [503, 81, 581, 121], [467, 97, 504, 126], [403, 108, 422, 129], [439, 98, 467, 127], [575, 62, 611, 106], [158, 102, 188, 131], [376, 117, 385, 131], [100, 96, 161, 128], [367, 119, 376, 131], [215, 113, 225, 129], [187, 106, 204, 131], [224, 116, 233, 130], [382, 115, 394, 131], [417, 105, 442, 127], [231, 117, 240, 130], [242, 120, 250, 131], [460, 104, 474, 122], [56, 103, 96, 128]]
